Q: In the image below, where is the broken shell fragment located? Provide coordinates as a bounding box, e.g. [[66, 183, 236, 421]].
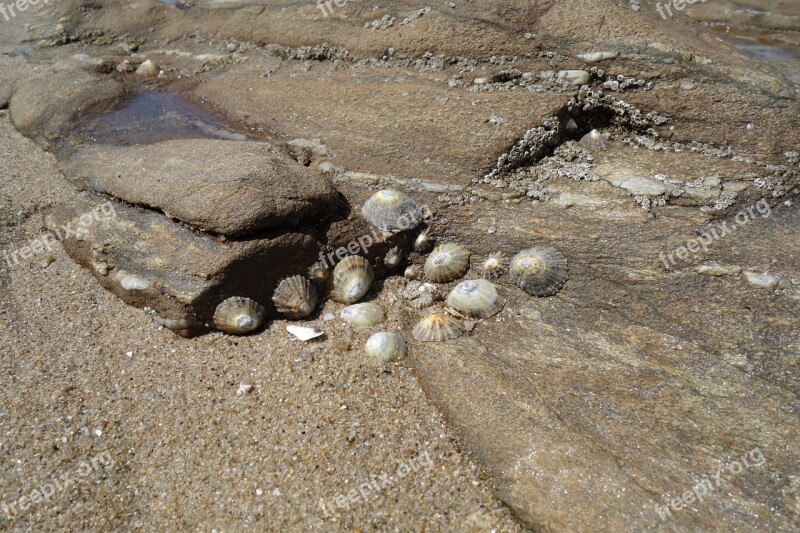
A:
[[365, 332, 407, 363], [213, 297, 266, 335], [384, 246, 403, 269], [412, 312, 465, 342], [414, 228, 434, 253], [286, 325, 325, 341], [424, 243, 471, 283], [510, 246, 569, 297], [272, 275, 318, 320], [328, 256, 374, 304], [362, 189, 422, 232], [446, 279, 505, 319], [341, 302, 386, 327]]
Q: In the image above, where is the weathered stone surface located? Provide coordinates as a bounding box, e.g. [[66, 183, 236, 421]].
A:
[[61, 139, 343, 236], [9, 67, 124, 143], [404, 197, 800, 531], [45, 190, 418, 334]]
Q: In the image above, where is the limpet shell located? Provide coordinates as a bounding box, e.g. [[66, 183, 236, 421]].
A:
[[424, 243, 471, 283], [410, 291, 436, 310], [412, 312, 465, 342], [286, 325, 325, 341], [414, 228, 434, 253], [481, 252, 507, 279], [135, 59, 159, 77], [154, 316, 206, 338], [328, 256, 374, 304], [384, 246, 403, 269], [510, 246, 569, 297], [272, 275, 318, 320], [362, 189, 422, 232], [341, 302, 386, 327], [446, 279, 505, 319], [120, 274, 150, 291], [579, 129, 609, 152], [365, 332, 407, 363], [214, 297, 266, 335]]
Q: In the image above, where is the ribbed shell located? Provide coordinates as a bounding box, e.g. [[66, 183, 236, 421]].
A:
[[412, 312, 465, 342], [424, 243, 471, 283], [481, 252, 507, 279], [446, 279, 505, 319], [272, 275, 318, 320], [213, 297, 266, 335], [365, 332, 407, 363], [341, 302, 386, 327], [579, 129, 609, 152], [410, 291, 436, 310], [328, 256, 375, 304], [362, 189, 422, 232], [510, 246, 569, 297]]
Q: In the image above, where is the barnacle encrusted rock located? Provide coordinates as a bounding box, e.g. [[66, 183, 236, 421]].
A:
[[60, 139, 342, 237]]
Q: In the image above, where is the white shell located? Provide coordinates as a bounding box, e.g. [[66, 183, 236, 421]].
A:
[[286, 325, 325, 341], [365, 332, 407, 363], [120, 274, 150, 291], [362, 189, 422, 232], [384, 246, 403, 269], [446, 279, 505, 319], [341, 302, 386, 327]]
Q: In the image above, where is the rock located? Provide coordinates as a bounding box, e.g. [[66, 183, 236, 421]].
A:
[[60, 140, 343, 237], [405, 199, 800, 531], [9, 67, 124, 143], [45, 190, 418, 335]]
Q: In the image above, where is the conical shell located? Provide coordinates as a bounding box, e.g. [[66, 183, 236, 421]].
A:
[[362, 189, 422, 232], [414, 228, 434, 253], [272, 275, 318, 320], [328, 256, 375, 304], [446, 279, 505, 319], [365, 332, 407, 363], [579, 129, 609, 152], [510, 246, 569, 297], [135, 59, 159, 77], [481, 252, 507, 279], [214, 296, 266, 335], [424, 243, 471, 283], [412, 312, 465, 342], [384, 246, 403, 269], [341, 302, 386, 327], [410, 291, 435, 310]]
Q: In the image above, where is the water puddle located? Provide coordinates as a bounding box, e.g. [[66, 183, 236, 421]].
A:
[[711, 27, 800, 86], [69, 92, 253, 147]]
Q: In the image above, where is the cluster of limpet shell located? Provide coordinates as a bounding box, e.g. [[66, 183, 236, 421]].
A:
[[402, 238, 569, 342]]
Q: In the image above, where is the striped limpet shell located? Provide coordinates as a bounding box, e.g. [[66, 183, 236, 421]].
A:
[[424, 243, 471, 283], [509, 246, 569, 297]]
